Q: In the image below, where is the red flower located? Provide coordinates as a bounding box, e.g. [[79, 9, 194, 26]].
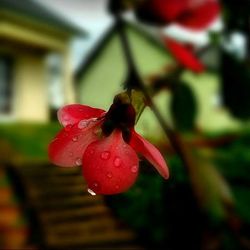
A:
[[164, 37, 204, 72], [136, 0, 220, 30], [48, 103, 169, 195]]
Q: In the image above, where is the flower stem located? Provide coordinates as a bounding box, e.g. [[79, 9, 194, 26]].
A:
[[115, 15, 195, 169]]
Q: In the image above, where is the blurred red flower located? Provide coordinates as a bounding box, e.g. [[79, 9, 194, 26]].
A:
[[48, 104, 169, 195], [164, 37, 204, 72], [136, 0, 220, 30]]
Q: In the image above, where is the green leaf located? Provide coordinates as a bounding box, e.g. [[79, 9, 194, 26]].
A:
[[170, 81, 197, 131], [131, 89, 146, 124]]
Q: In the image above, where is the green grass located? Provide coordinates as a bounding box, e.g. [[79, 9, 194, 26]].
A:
[[0, 123, 60, 162]]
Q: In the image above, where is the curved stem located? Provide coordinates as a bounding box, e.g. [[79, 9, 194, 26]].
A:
[[115, 15, 195, 169]]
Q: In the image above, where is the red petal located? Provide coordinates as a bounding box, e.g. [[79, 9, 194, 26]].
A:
[[48, 120, 102, 167], [130, 130, 169, 179], [82, 130, 139, 195], [165, 37, 204, 73], [136, 0, 189, 25], [178, 1, 220, 30], [58, 104, 106, 127], [156, 0, 189, 21]]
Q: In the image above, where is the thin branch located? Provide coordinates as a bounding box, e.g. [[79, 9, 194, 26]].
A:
[[115, 15, 196, 169]]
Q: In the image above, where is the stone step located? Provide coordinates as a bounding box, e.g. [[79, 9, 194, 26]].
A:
[[45, 217, 118, 234], [31, 194, 104, 210], [28, 184, 87, 198], [13, 165, 143, 249], [39, 204, 110, 224], [46, 227, 137, 248], [23, 175, 85, 189], [21, 166, 80, 176]]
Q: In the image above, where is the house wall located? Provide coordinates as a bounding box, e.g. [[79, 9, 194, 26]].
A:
[[13, 53, 48, 122], [77, 27, 173, 110], [77, 35, 126, 110], [181, 72, 241, 131], [11, 47, 75, 123]]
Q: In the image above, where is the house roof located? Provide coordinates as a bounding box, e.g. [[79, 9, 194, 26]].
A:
[[0, 0, 85, 35], [75, 22, 168, 81]]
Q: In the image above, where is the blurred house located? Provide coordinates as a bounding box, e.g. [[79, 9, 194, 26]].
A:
[[0, 0, 84, 123], [75, 23, 173, 110], [75, 23, 241, 138]]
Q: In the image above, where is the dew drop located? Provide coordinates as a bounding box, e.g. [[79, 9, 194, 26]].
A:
[[90, 149, 95, 155], [65, 124, 72, 131], [78, 120, 89, 129], [72, 136, 78, 142], [106, 172, 113, 179], [90, 182, 101, 192], [131, 165, 138, 173], [114, 157, 121, 167], [69, 152, 73, 157], [63, 115, 70, 121], [87, 188, 96, 196], [75, 158, 82, 166], [115, 184, 120, 190], [101, 151, 110, 160]]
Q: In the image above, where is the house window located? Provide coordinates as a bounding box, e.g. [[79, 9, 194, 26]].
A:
[[0, 55, 13, 114]]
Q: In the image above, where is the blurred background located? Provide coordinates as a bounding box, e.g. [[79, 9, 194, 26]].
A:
[[0, 0, 250, 249]]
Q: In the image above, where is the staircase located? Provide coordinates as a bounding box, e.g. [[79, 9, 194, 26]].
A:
[[16, 164, 143, 249]]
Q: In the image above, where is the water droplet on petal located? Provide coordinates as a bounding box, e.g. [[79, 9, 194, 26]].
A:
[[90, 149, 95, 155], [65, 124, 72, 131], [89, 182, 101, 192], [101, 151, 110, 160], [63, 115, 70, 121], [78, 120, 89, 129], [87, 188, 96, 196], [69, 152, 73, 157], [114, 157, 121, 167], [106, 172, 113, 179], [115, 184, 120, 190], [131, 165, 138, 173], [75, 158, 82, 166], [72, 136, 78, 142]]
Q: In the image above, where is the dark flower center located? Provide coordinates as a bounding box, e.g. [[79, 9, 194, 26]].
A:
[[102, 100, 136, 142]]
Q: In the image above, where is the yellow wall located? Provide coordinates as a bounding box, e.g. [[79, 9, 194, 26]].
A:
[[78, 35, 126, 110], [13, 53, 48, 122], [10, 48, 75, 123], [78, 27, 174, 110], [181, 72, 241, 131]]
